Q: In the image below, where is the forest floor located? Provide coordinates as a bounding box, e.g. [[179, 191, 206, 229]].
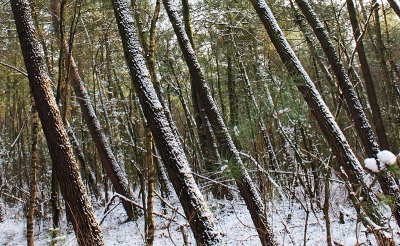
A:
[[1, 183, 399, 245]]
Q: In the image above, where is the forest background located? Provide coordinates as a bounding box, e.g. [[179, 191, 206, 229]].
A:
[[0, 0, 400, 245]]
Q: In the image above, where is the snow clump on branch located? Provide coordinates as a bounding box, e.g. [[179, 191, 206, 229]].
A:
[[364, 150, 397, 173], [364, 158, 380, 173], [377, 150, 397, 165]]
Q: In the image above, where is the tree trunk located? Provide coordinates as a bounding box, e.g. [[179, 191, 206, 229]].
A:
[[387, 0, 400, 18], [68, 55, 138, 221], [11, 0, 104, 244], [346, 0, 389, 150], [111, 1, 221, 244], [163, 1, 277, 245], [249, 1, 391, 244], [27, 96, 38, 246], [182, 0, 225, 198], [294, 0, 400, 228], [49, 0, 138, 221]]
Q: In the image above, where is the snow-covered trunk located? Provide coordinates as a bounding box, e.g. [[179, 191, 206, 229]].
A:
[[293, 0, 380, 156], [249, 1, 392, 243], [163, 1, 277, 245], [11, 0, 104, 245], [48, 0, 137, 220], [68, 52, 138, 221], [345, 0, 389, 150], [295, 0, 400, 227], [111, 1, 221, 245]]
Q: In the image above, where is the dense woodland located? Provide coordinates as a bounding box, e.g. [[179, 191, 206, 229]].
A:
[[1, 0, 400, 245]]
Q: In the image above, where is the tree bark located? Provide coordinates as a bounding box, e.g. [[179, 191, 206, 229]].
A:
[[27, 96, 38, 246], [49, 0, 138, 220], [294, 0, 400, 228], [11, 0, 104, 245], [345, 0, 389, 150], [387, 0, 400, 18], [111, 1, 221, 244], [163, 1, 277, 245], [68, 55, 138, 221], [249, 1, 391, 244]]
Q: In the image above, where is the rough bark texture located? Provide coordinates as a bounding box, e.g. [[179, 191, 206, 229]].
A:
[[11, 0, 104, 245], [163, 1, 277, 245], [249, 1, 390, 243], [68, 56, 137, 221], [111, 1, 221, 245], [48, 0, 137, 220], [345, 0, 389, 150], [295, 0, 400, 227]]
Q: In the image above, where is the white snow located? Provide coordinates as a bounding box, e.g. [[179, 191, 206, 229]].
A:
[[377, 150, 397, 165], [345, 236, 358, 246], [364, 158, 380, 172], [1, 182, 398, 245]]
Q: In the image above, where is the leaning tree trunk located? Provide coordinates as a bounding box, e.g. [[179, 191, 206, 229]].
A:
[[163, 1, 277, 245], [49, 0, 137, 221], [182, 0, 227, 198], [11, 0, 104, 245], [249, 1, 392, 244], [294, 0, 400, 228], [111, 1, 221, 245], [387, 0, 400, 18], [345, 0, 389, 150], [68, 55, 138, 221]]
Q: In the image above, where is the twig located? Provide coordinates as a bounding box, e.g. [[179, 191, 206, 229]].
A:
[[154, 191, 187, 220], [112, 193, 184, 223], [192, 172, 238, 192], [0, 61, 28, 77]]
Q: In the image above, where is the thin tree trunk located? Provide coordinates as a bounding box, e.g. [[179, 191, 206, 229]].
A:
[[111, 1, 221, 244], [68, 56, 138, 221], [249, 1, 391, 244], [231, 31, 279, 170], [66, 121, 101, 199], [145, 125, 155, 246], [27, 96, 38, 246], [11, 1, 104, 244], [182, 0, 224, 198], [346, 0, 389, 150], [163, 1, 277, 245], [49, 0, 138, 220]]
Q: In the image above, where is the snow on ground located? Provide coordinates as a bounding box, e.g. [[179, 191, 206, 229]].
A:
[[1, 185, 399, 245]]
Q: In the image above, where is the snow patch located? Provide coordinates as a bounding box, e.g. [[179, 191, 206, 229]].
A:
[[345, 236, 358, 246], [377, 150, 397, 165], [364, 158, 380, 172]]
